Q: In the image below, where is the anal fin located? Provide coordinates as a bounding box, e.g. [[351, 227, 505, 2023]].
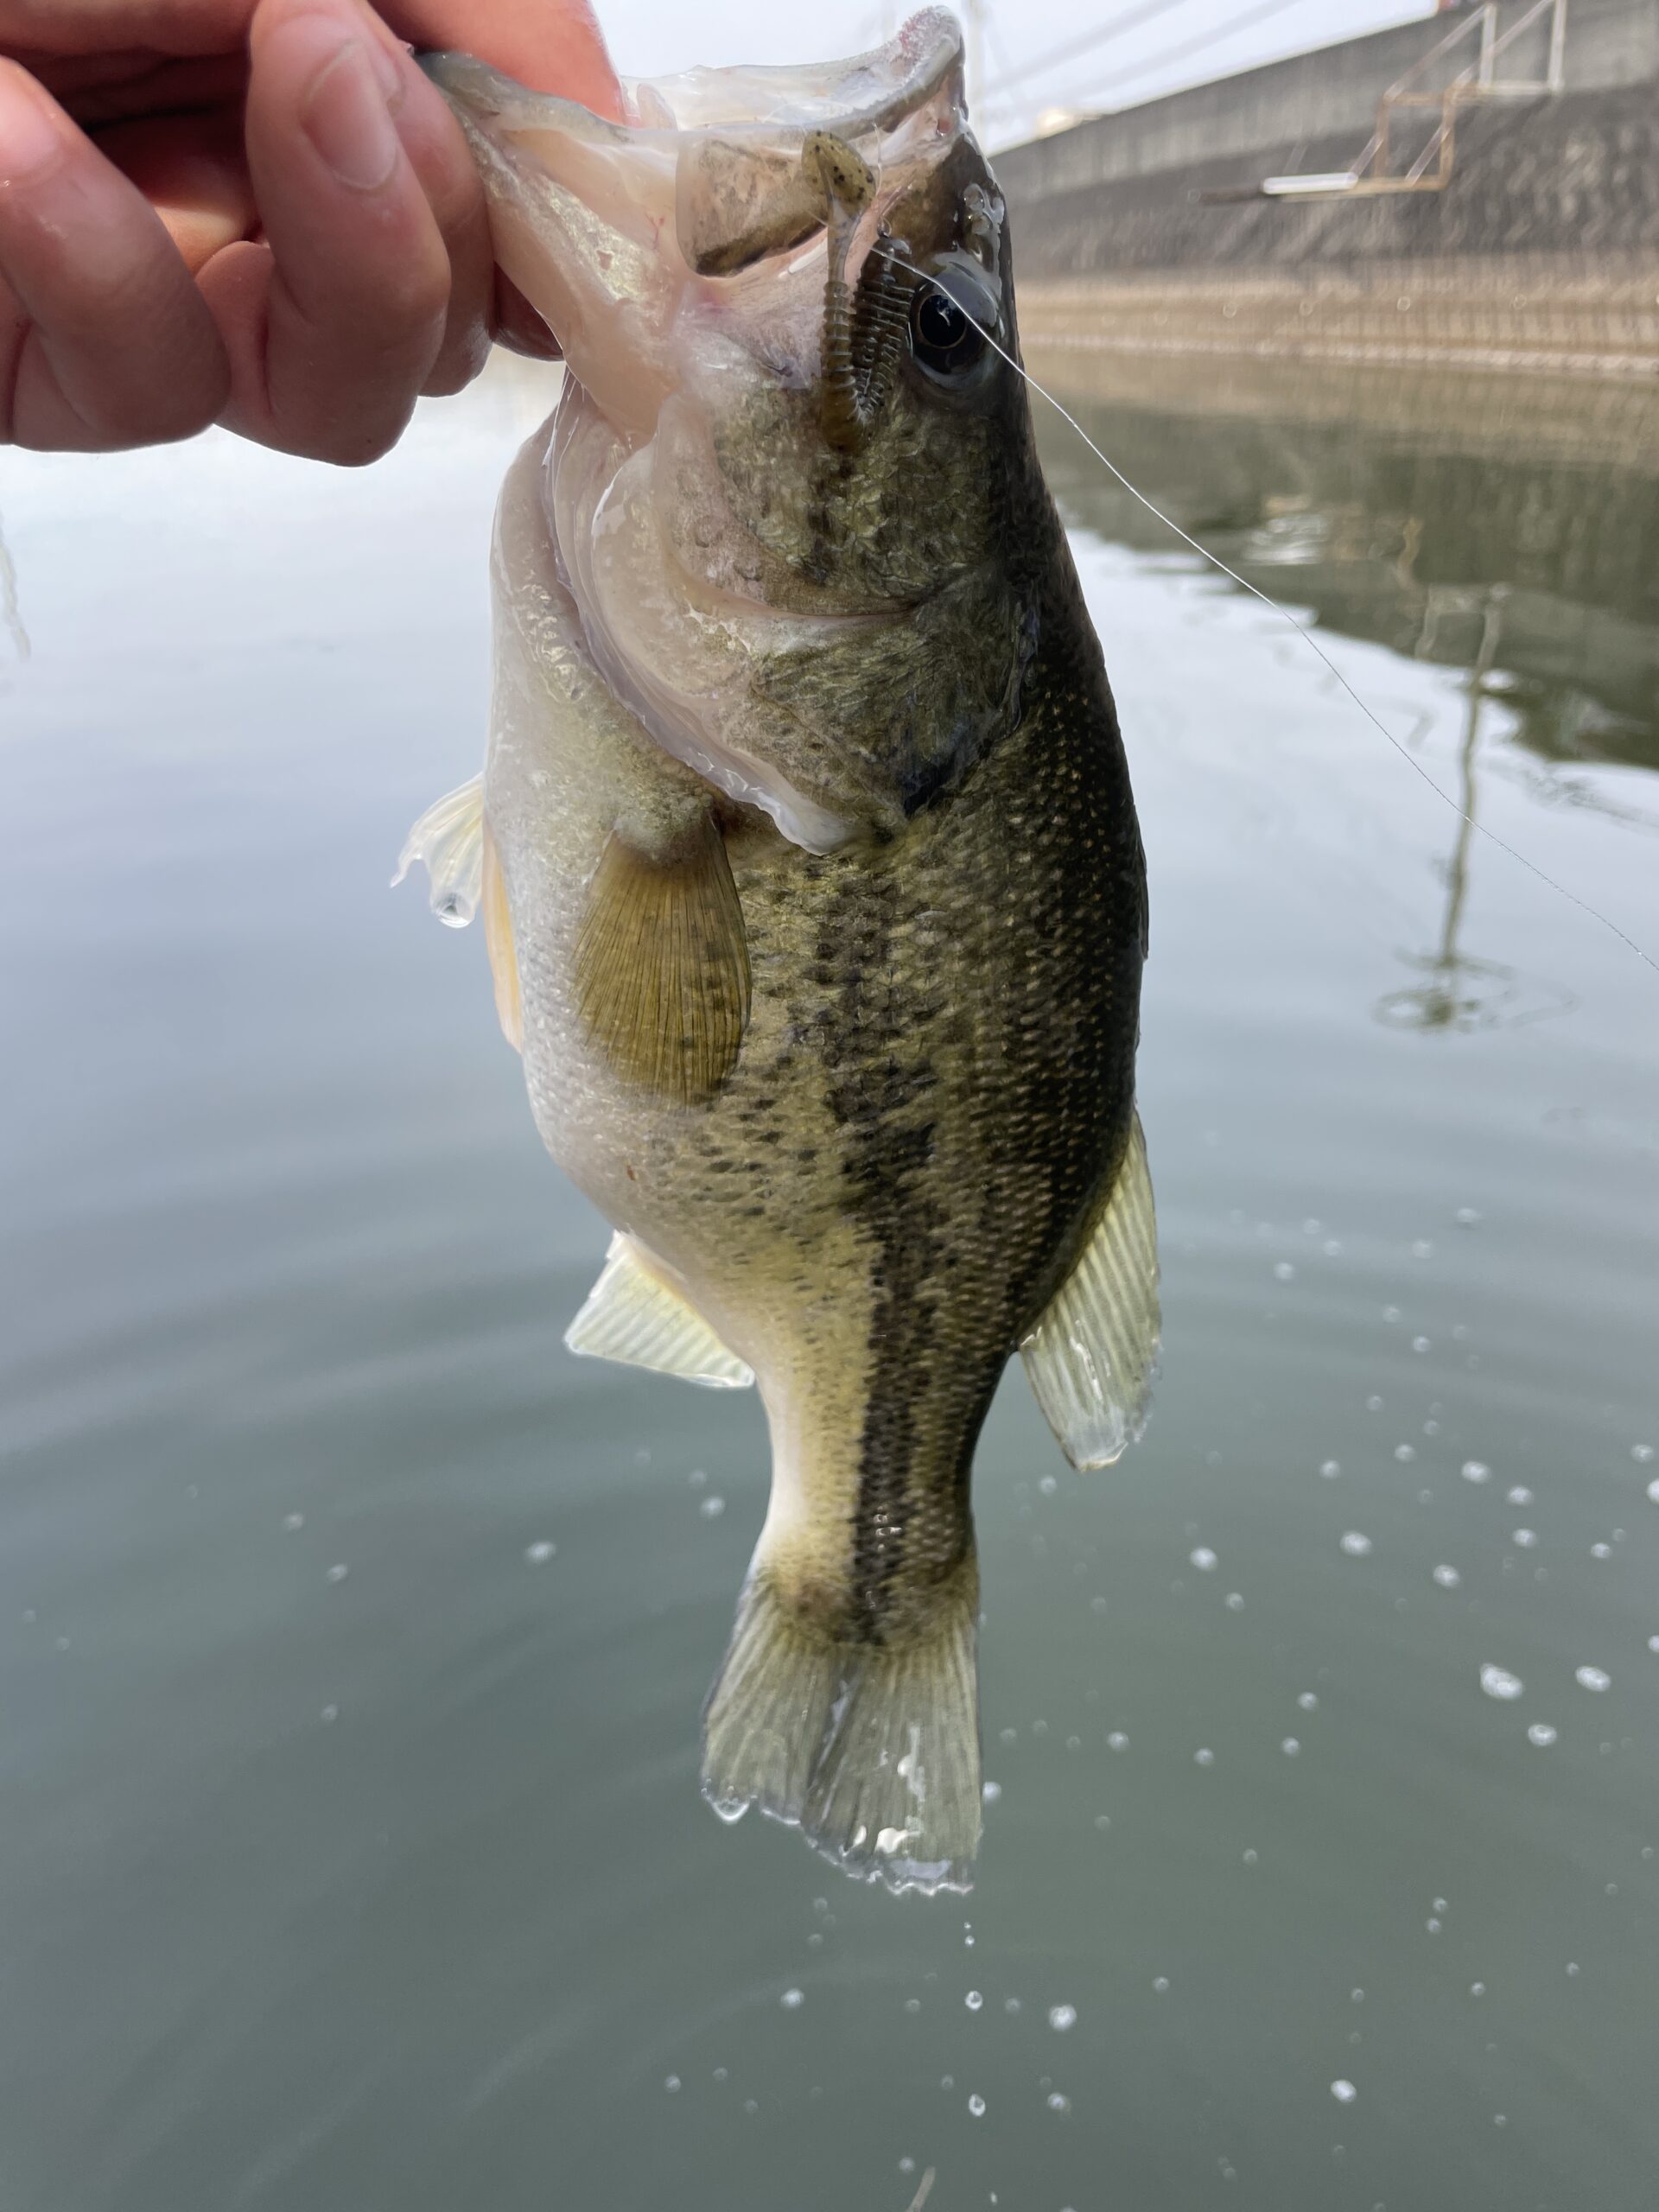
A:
[[573, 812, 750, 1108], [565, 1233, 753, 1389], [1021, 1108, 1160, 1470]]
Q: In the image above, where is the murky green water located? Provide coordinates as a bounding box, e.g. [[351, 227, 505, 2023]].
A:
[[3, 351, 1655, 2212]]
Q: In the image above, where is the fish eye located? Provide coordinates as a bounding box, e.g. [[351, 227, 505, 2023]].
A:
[[908, 267, 995, 378]]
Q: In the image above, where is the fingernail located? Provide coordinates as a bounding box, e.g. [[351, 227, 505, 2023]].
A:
[[300, 35, 399, 192], [0, 63, 67, 185]]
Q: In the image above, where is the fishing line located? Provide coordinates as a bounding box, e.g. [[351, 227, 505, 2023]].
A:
[[875, 250, 1659, 979]]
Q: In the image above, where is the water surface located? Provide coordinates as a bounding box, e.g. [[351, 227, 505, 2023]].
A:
[[3, 350, 1656, 2211]]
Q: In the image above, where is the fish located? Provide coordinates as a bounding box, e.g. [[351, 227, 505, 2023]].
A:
[[397, 9, 1156, 1896]]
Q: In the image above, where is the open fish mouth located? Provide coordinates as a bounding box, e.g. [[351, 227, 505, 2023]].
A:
[[421, 11, 967, 442]]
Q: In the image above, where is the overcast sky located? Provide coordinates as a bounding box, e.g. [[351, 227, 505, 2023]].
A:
[[599, 0, 1434, 149]]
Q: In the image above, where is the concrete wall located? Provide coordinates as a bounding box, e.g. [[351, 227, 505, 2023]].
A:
[[994, 0, 1659, 212]]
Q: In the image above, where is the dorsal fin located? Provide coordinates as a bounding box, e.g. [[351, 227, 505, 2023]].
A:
[[565, 1233, 754, 1389], [1020, 1109, 1160, 1470]]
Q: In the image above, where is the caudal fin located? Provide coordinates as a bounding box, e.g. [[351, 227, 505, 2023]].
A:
[[701, 1563, 981, 1895]]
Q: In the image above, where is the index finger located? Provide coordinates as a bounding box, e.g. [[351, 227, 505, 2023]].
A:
[[0, 4, 257, 58], [378, 0, 623, 116]]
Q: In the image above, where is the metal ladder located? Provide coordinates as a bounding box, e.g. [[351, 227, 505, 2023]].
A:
[[1255, 0, 1569, 201]]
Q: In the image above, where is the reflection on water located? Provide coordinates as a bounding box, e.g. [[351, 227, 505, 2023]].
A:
[[1028, 349, 1659, 1034], [2, 353, 1657, 2212]]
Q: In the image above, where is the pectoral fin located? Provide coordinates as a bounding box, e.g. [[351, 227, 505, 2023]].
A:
[[566, 1232, 753, 1389], [573, 811, 750, 1107], [1021, 1110, 1160, 1470]]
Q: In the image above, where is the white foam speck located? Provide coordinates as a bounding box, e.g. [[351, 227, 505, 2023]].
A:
[[780, 1987, 804, 2009], [325, 1563, 349, 1585], [524, 1540, 556, 1564], [1433, 1564, 1462, 1589], [1527, 1723, 1558, 1746], [1048, 2005, 1077, 2031], [1339, 1531, 1373, 1557], [1319, 1460, 1342, 1478], [1281, 1737, 1301, 1756], [982, 1780, 1001, 1804], [1480, 1664, 1524, 1700], [1575, 1665, 1611, 1693], [700, 1496, 726, 1518], [1461, 1459, 1491, 1484], [968, 2093, 986, 2117], [1512, 1529, 1538, 1550], [1190, 1547, 1218, 1571], [1331, 2080, 1357, 2104]]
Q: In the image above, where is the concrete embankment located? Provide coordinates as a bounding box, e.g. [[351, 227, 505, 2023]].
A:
[[995, 0, 1659, 378]]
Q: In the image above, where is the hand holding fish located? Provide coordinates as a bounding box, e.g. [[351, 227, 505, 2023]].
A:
[[0, 0, 620, 458]]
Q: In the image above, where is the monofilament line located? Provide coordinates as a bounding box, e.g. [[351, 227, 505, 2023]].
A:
[[875, 250, 1658, 980]]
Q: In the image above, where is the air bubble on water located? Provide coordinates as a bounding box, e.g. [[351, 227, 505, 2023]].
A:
[[283, 1513, 305, 1532], [1633, 1444, 1656, 1465], [968, 2094, 986, 2117], [1339, 1532, 1373, 1557], [1455, 1207, 1481, 1227], [1395, 1444, 1416, 1463], [904, 1998, 921, 2014], [1281, 1737, 1301, 1756], [1225, 1592, 1245, 1611], [1471, 1982, 1486, 1996], [1039, 1475, 1058, 1497], [1575, 1665, 1611, 1692], [1646, 1478, 1659, 1505], [966, 1991, 983, 2011], [325, 1563, 349, 1585], [700, 1496, 726, 1518], [664, 2075, 681, 2093], [1462, 1460, 1491, 1484], [1649, 1636, 1659, 1655], [1153, 1977, 1170, 1993], [899, 2158, 915, 2175], [1298, 1692, 1319, 1711], [1591, 1542, 1611, 1560], [320, 1703, 339, 1725], [1527, 1723, 1558, 1746], [1411, 1239, 1433, 1259], [1508, 1486, 1534, 1506], [1433, 1564, 1462, 1589], [1243, 1847, 1259, 1865], [1274, 1262, 1296, 1281], [1331, 2080, 1357, 2104], [1108, 1732, 1129, 1751], [435, 891, 474, 928], [1566, 1961, 1580, 1977], [1325, 1238, 1343, 1256], [688, 1468, 707, 1487], [1319, 1459, 1342, 1479], [1190, 1547, 1217, 1571], [1512, 1529, 1537, 1550], [1412, 1338, 1431, 1355], [780, 1988, 804, 2010], [1004, 1996, 1022, 2014], [1480, 1665, 1523, 1700], [524, 1540, 556, 1564], [1427, 1918, 1442, 1934], [1366, 1395, 1384, 1412], [1195, 1748, 1215, 1766], [1048, 2005, 1077, 2031], [982, 1781, 1001, 1805]]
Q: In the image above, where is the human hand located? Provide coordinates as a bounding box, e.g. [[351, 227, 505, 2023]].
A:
[[0, 0, 621, 460]]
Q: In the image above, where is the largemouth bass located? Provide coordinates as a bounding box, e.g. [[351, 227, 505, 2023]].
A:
[[399, 10, 1156, 1895]]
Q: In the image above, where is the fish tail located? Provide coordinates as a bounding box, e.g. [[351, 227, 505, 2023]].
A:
[[701, 1553, 981, 1896]]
